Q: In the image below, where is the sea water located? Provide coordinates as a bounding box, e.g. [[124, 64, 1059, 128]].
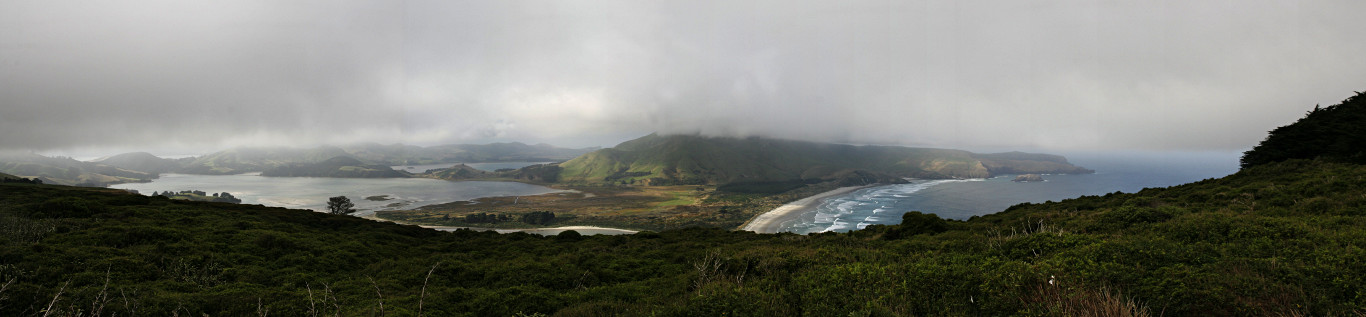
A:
[[783, 151, 1242, 234]]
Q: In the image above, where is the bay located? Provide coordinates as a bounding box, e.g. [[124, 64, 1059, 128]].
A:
[[784, 151, 1243, 234], [110, 173, 563, 217]]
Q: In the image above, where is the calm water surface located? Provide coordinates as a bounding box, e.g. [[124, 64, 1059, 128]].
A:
[[111, 173, 562, 217]]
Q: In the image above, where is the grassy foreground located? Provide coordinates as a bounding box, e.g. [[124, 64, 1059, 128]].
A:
[[0, 157, 1363, 316]]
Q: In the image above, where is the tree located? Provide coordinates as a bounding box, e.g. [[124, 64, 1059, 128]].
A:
[[327, 196, 356, 215]]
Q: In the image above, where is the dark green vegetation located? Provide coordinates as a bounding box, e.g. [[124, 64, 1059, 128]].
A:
[[0, 172, 42, 184], [1241, 91, 1366, 168], [0, 153, 155, 186], [261, 156, 410, 178], [557, 134, 1093, 186], [1, 156, 1363, 315], [458, 211, 557, 225]]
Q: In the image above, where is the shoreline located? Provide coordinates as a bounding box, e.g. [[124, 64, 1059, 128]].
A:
[[424, 225, 638, 235], [741, 185, 874, 234], [361, 215, 638, 235]]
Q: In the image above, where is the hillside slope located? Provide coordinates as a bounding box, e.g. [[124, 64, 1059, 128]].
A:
[[558, 134, 1092, 185], [177, 146, 351, 175], [342, 142, 595, 165], [0, 153, 154, 186], [91, 152, 184, 175]]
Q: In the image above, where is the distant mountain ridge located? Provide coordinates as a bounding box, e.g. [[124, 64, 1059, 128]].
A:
[[176, 146, 352, 175], [556, 134, 1093, 185], [72, 142, 597, 176], [971, 151, 1094, 175], [0, 142, 595, 184], [177, 142, 596, 175]]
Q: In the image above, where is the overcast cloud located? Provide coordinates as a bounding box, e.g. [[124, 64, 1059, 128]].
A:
[[3, 0, 1365, 156]]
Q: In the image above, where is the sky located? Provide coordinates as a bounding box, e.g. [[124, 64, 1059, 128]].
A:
[[2, 0, 1365, 157]]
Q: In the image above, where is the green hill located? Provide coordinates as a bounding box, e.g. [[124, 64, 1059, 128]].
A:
[[177, 146, 351, 175], [423, 163, 491, 179], [558, 134, 1093, 185], [417, 142, 597, 164], [423, 163, 564, 183], [259, 156, 411, 178], [91, 152, 184, 175]]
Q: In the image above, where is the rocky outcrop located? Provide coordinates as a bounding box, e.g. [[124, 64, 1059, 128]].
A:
[[1012, 174, 1045, 182]]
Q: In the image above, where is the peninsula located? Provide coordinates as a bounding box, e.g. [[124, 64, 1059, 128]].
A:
[[383, 133, 1094, 231]]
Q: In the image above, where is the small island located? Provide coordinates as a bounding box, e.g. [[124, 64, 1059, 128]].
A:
[[261, 156, 411, 178], [365, 195, 393, 201], [1012, 174, 1045, 182]]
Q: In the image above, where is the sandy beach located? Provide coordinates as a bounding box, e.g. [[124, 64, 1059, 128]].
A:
[[362, 215, 637, 235], [741, 186, 871, 233], [426, 225, 638, 235]]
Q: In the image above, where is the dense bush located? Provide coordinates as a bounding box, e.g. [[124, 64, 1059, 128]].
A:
[[1, 157, 1364, 315], [1241, 91, 1366, 168]]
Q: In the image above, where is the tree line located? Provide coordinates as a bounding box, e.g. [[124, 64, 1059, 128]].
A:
[[460, 210, 557, 225], [0, 177, 42, 184]]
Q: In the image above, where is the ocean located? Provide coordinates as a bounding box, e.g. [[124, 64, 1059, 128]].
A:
[[780, 151, 1243, 234]]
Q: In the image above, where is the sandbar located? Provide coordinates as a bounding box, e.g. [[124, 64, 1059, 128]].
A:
[[361, 215, 638, 235]]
